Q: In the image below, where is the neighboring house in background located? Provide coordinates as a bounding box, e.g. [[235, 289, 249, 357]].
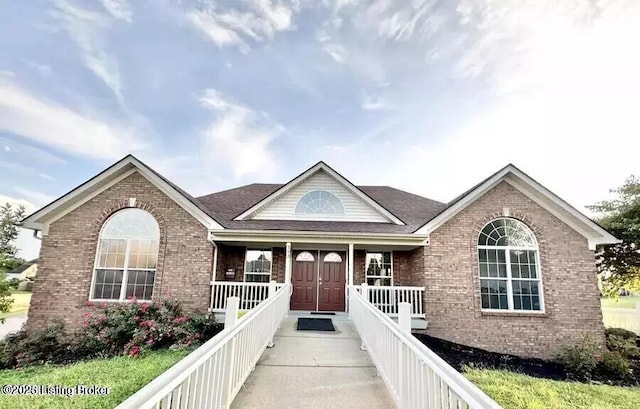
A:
[[21, 155, 618, 359], [5, 259, 38, 281]]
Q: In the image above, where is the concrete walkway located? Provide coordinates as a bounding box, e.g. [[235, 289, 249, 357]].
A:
[[231, 313, 395, 409]]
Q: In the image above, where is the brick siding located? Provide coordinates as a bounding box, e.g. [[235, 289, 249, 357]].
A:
[[27, 172, 214, 330], [422, 181, 605, 359]]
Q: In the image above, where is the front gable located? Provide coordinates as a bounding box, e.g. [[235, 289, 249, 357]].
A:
[[415, 164, 619, 250], [234, 162, 405, 225]]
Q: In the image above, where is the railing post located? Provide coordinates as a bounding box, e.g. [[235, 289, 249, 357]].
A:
[[221, 297, 239, 408], [398, 302, 411, 334], [224, 296, 239, 329], [267, 281, 277, 348], [361, 283, 369, 302], [359, 283, 369, 351]]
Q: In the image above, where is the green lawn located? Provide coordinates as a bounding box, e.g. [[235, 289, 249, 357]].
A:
[[466, 368, 640, 409], [0, 290, 32, 319], [0, 350, 188, 409], [601, 295, 640, 309]]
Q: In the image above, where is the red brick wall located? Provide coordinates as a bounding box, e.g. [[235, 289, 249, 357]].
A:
[[353, 249, 422, 286], [27, 172, 214, 329], [215, 245, 285, 282], [423, 181, 605, 359]]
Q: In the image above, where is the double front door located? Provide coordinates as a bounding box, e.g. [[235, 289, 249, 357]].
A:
[[291, 250, 346, 312]]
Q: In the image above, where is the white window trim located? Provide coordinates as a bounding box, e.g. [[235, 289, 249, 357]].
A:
[[89, 240, 158, 303], [295, 190, 345, 215], [478, 244, 545, 314], [243, 248, 273, 282], [364, 251, 394, 286]]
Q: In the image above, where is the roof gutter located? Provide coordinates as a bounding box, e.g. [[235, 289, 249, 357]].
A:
[[208, 229, 429, 246]]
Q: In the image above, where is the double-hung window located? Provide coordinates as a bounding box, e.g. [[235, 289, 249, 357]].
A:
[[478, 218, 543, 311], [244, 249, 272, 282], [365, 252, 393, 286], [91, 209, 159, 301]]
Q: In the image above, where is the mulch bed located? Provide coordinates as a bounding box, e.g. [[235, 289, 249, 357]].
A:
[[414, 334, 640, 387]]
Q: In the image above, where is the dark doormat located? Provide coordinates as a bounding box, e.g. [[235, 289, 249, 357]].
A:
[[310, 311, 336, 315], [297, 318, 335, 331]]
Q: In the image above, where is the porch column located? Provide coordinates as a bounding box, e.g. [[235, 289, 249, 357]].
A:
[[348, 243, 354, 286], [285, 242, 292, 283]]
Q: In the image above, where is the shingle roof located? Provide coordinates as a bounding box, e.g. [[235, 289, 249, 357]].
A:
[[196, 184, 446, 233]]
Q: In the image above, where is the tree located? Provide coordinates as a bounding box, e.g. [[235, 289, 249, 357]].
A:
[[0, 203, 25, 321], [589, 176, 640, 295], [0, 203, 26, 258]]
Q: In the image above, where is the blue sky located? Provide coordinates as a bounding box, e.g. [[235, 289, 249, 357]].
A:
[[1, 0, 639, 259]]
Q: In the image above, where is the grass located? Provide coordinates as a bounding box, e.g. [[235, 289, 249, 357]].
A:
[[466, 368, 640, 409], [601, 295, 640, 309], [0, 290, 32, 319], [0, 349, 189, 409]]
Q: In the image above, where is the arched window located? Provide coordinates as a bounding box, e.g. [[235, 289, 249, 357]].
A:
[[323, 252, 343, 263], [295, 190, 345, 215], [295, 251, 315, 262], [478, 218, 543, 311], [91, 208, 160, 301]]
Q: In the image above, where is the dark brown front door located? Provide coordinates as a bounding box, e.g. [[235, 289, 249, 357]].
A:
[[290, 250, 346, 312], [318, 251, 346, 312], [291, 251, 318, 310]]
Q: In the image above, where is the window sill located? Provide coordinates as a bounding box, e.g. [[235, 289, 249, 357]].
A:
[[88, 299, 153, 304], [481, 310, 548, 318]]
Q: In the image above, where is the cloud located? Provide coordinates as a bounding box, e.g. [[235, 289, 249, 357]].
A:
[[0, 137, 66, 165], [187, 0, 300, 50], [199, 89, 283, 179], [51, 0, 124, 103], [99, 0, 132, 22], [0, 161, 55, 181], [0, 79, 145, 159], [322, 43, 347, 63], [13, 187, 55, 207]]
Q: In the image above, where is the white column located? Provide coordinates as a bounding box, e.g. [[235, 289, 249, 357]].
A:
[[285, 242, 292, 283], [348, 243, 355, 286]]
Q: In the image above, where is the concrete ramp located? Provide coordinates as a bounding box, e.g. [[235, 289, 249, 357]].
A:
[[231, 313, 395, 409]]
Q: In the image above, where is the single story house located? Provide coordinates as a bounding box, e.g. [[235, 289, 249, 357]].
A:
[[5, 258, 38, 281], [21, 155, 618, 359]]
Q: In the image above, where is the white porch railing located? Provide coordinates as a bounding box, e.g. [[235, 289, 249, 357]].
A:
[[117, 282, 291, 409], [356, 285, 425, 317], [349, 284, 501, 409], [210, 281, 285, 312]]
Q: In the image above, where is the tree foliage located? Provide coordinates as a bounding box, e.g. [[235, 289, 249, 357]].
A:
[[589, 176, 640, 295], [0, 203, 26, 258], [0, 202, 26, 320]]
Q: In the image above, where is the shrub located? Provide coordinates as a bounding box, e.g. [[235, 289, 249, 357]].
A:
[[0, 321, 71, 369], [83, 299, 221, 357], [555, 336, 600, 380], [7, 278, 19, 290], [597, 350, 630, 380], [605, 328, 640, 359], [605, 327, 637, 342], [0, 300, 221, 369]]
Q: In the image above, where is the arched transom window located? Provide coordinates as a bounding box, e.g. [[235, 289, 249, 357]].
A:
[[91, 208, 160, 301], [478, 218, 543, 311], [295, 190, 345, 215]]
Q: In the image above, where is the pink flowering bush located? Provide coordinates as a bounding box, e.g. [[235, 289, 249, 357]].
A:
[[0, 300, 221, 369], [83, 299, 221, 357]]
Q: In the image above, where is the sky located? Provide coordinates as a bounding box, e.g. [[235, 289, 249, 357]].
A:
[[0, 0, 639, 260]]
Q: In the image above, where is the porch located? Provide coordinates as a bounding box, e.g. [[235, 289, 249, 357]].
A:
[[208, 234, 430, 328]]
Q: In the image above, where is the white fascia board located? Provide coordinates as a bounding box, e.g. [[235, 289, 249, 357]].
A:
[[22, 156, 224, 233], [209, 229, 428, 246], [415, 165, 619, 249], [234, 162, 405, 225]]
